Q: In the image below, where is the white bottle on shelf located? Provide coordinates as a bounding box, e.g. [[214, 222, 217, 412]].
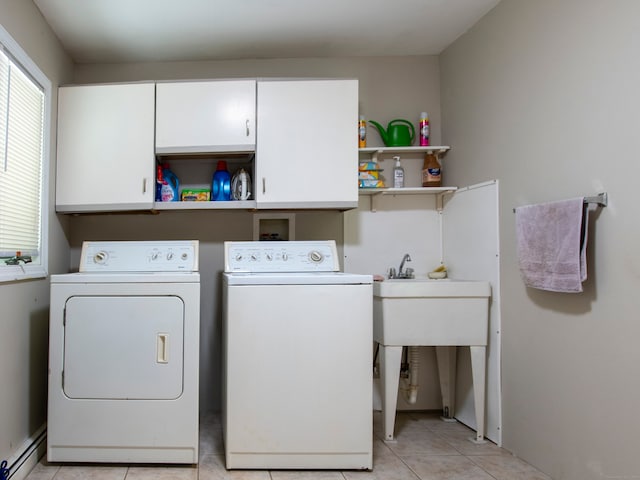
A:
[[393, 155, 404, 188]]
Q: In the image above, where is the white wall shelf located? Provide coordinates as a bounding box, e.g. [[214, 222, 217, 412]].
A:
[[359, 186, 458, 212], [359, 146, 450, 162], [358, 186, 457, 196]]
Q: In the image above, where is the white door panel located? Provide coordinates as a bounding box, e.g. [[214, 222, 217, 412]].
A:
[[256, 79, 358, 206], [63, 295, 184, 400], [443, 180, 501, 444], [56, 83, 155, 211], [225, 284, 372, 453], [156, 80, 256, 152]]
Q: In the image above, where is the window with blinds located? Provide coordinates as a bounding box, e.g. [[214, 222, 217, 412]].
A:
[[0, 24, 50, 281]]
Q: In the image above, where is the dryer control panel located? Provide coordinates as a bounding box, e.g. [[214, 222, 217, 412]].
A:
[[79, 240, 199, 272]]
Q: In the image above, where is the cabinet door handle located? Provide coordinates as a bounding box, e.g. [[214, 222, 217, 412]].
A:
[[262, 177, 266, 194], [246, 119, 250, 137], [142, 178, 147, 194]]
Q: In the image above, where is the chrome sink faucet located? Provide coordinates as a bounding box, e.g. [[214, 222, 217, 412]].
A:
[[389, 253, 415, 279]]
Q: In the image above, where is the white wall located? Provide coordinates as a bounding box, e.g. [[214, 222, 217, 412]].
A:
[[440, 1, 640, 478], [69, 56, 442, 413], [0, 0, 73, 466]]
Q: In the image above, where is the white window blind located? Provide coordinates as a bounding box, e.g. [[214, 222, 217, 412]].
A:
[[0, 24, 49, 281]]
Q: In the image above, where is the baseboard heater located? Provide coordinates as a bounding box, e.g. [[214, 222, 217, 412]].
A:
[[3, 424, 46, 480]]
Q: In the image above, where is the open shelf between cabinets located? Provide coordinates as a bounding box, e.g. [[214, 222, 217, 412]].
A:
[[153, 200, 256, 211]]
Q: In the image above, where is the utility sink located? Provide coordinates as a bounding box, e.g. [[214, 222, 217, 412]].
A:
[[373, 278, 492, 443], [373, 279, 491, 346]]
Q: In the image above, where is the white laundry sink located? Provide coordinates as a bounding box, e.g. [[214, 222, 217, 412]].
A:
[[373, 279, 491, 346]]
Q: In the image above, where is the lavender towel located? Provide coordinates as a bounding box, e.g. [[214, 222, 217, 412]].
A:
[[515, 197, 588, 293]]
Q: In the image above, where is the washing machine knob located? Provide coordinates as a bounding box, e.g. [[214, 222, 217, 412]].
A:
[[235, 254, 243, 262], [166, 252, 174, 260], [309, 251, 324, 263], [94, 251, 108, 264], [282, 253, 288, 261]]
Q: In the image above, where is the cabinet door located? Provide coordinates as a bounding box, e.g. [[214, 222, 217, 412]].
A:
[[56, 83, 155, 212], [156, 80, 256, 154], [256, 79, 358, 208]]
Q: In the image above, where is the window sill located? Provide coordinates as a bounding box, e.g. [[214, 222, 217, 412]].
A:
[[0, 265, 47, 283]]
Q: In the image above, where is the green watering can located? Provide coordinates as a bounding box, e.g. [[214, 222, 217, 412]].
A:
[[368, 119, 415, 147]]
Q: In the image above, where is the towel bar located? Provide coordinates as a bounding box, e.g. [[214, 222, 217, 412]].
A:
[[513, 192, 607, 213], [584, 192, 608, 207]]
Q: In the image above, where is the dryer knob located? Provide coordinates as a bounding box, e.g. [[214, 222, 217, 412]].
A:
[[94, 251, 108, 264]]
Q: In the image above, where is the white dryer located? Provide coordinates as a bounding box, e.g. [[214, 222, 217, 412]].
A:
[[47, 241, 200, 464]]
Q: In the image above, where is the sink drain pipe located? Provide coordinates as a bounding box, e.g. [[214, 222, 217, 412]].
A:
[[401, 346, 420, 404]]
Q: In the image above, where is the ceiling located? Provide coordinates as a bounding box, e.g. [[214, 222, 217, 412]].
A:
[[33, 0, 500, 64]]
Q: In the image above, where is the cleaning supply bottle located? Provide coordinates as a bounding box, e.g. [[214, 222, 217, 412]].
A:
[[422, 152, 442, 187], [160, 164, 179, 201], [155, 164, 163, 202], [393, 155, 404, 188], [212, 160, 231, 201], [358, 115, 367, 148], [419, 112, 430, 146]]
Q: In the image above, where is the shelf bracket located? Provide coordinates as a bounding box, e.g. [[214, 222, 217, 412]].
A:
[[370, 193, 381, 212], [370, 150, 382, 164]]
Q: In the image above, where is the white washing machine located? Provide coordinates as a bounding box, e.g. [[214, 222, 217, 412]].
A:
[[222, 240, 373, 470], [47, 240, 200, 464]]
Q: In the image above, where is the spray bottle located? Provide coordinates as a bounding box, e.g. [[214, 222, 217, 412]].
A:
[[419, 112, 430, 146], [358, 115, 367, 148], [422, 152, 442, 187]]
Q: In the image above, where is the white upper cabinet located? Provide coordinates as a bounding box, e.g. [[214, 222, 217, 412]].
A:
[[156, 80, 256, 154], [255, 79, 358, 209], [56, 83, 155, 213]]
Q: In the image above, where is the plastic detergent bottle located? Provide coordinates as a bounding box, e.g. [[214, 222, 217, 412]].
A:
[[155, 164, 163, 202], [393, 155, 404, 188], [160, 165, 179, 202], [212, 160, 231, 201], [422, 152, 442, 187], [419, 112, 430, 146]]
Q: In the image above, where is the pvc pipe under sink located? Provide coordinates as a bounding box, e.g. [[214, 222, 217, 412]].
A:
[[401, 346, 420, 404]]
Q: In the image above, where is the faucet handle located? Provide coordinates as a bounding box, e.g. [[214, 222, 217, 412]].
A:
[[388, 267, 396, 279], [405, 267, 415, 278]]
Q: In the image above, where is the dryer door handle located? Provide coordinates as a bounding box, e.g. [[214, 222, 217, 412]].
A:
[[156, 333, 169, 364]]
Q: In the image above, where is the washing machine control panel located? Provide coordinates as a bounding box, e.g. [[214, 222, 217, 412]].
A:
[[79, 241, 199, 272], [224, 241, 339, 272]]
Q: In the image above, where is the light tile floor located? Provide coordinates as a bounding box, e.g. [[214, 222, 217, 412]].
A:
[[25, 411, 552, 480]]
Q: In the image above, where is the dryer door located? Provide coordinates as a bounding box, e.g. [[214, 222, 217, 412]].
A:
[[63, 295, 184, 400]]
